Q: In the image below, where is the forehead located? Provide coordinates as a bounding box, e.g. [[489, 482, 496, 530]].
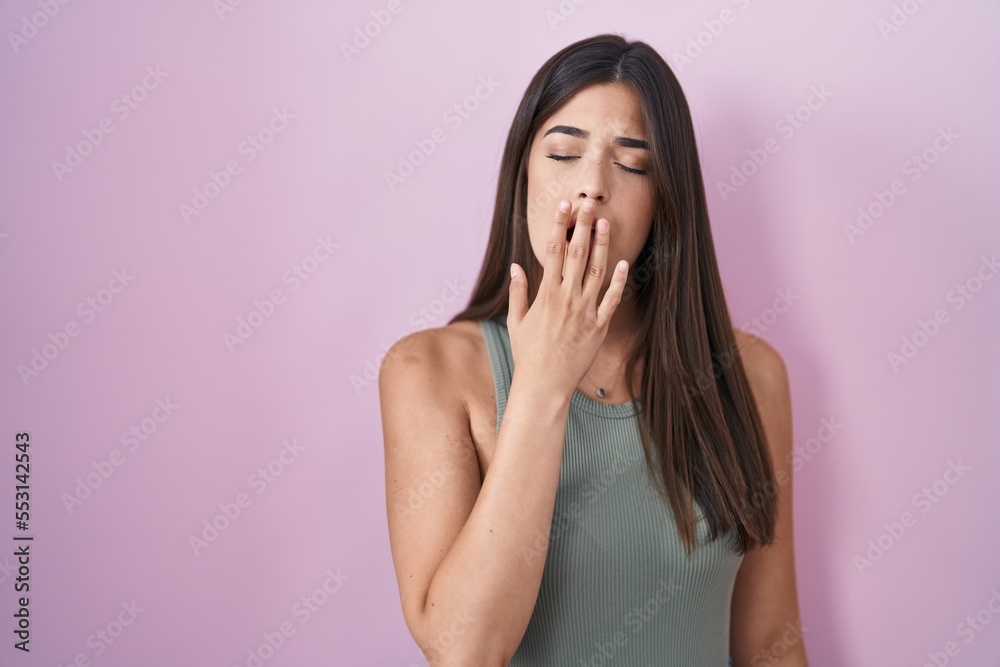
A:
[[538, 83, 646, 138]]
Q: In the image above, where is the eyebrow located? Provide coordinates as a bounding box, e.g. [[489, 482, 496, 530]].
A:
[[542, 124, 649, 150]]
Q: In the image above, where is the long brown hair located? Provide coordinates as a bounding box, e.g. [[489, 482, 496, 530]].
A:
[[448, 33, 777, 556]]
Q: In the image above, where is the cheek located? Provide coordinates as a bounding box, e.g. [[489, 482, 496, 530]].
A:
[[616, 215, 654, 261], [525, 162, 563, 253], [526, 163, 561, 216]]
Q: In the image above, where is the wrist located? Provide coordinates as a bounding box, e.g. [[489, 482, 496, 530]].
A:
[[508, 374, 572, 414]]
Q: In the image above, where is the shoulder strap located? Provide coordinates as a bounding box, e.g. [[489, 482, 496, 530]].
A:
[[479, 315, 513, 436]]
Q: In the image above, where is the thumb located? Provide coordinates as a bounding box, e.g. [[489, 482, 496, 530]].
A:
[[507, 262, 527, 327]]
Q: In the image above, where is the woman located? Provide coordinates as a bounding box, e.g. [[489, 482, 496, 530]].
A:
[[379, 33, 808, 666]]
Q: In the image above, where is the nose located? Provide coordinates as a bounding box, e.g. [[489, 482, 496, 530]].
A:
[[576, 155, 607, 204]]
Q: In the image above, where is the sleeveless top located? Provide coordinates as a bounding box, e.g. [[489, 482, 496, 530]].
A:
[[479, 315, 743, 666]]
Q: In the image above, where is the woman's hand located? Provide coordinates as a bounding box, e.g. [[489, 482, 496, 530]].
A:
[[507, 198, 629, 399]]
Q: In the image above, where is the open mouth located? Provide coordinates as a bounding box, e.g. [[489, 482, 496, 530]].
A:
[[565, 220, 597, 242], [566, 229, 597, 244]]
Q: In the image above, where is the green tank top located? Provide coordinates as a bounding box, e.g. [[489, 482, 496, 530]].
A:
[[480, 315, 742, 666]]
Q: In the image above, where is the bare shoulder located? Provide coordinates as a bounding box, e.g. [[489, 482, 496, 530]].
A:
[[731, 327, 793, 468], [378, 319, 486, 409], [731, 327, 789, 395]]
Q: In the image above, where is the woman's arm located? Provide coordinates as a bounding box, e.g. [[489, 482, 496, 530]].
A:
[[380, 327, 570, 666], [729, 330, 809, 667]]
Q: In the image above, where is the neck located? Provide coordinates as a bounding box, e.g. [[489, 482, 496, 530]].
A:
[[586, 287, 645, 396], [601, 275, 645, 350]]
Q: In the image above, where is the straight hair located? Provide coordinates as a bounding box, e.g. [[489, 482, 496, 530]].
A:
[[448, 33, 777, 555]]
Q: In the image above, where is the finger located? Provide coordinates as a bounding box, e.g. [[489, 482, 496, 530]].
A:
[[596, 259, 629, 328], [582, 217, 609, 297], [507, 262, 526, 327], [565, 198, 597, 287], [540, 200, 571, 291]]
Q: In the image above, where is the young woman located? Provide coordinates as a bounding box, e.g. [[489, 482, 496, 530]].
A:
[[379, 33, 808, 666]]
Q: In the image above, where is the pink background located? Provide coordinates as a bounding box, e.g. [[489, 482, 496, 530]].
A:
[[1, 1, 998, 665]]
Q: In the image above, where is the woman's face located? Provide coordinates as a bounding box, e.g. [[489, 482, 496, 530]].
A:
[[525, 82, 655, 284]]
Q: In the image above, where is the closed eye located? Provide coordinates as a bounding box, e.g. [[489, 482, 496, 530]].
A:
[[545, 154, 647, 175]]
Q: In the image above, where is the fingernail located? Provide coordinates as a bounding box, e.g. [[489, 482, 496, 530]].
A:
[[558, 201, 569, 212], [598, 219, 607, 232]]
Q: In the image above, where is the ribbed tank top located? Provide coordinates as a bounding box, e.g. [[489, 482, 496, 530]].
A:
[[479, 315, 743, 666]]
